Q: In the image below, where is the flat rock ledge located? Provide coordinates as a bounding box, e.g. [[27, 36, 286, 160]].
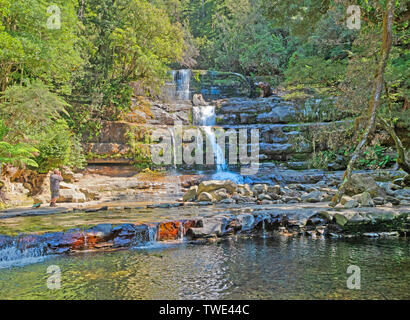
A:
[[0, 205, 408, 258]]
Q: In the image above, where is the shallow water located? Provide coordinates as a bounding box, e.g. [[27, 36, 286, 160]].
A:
[[0, 236, 408, 300]]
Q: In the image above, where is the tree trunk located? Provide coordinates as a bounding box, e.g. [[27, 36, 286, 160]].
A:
[[380, 117, 410, 174], [330, 0, 395, 206]]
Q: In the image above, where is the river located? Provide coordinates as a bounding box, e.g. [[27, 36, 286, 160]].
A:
[[0, 236, 408, 300]]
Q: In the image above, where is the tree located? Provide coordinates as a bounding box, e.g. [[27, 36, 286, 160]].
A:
[[0, 0, 83, 94], [331, 0, 396, 206]]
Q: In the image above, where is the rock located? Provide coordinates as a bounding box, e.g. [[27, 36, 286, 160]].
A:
[[344, 199, 359, 209], [252, 184, 268, 195], [256, 82, 272, 97], [73, 173, 83, 182], [373, 197, 385, 205], [112, 224, 150, 247], [232, 194, 254, 203], [344, 173, 385, 197], [192, 93, 207, 106], [186, 216, 231, 239], [340, 195, 353, 205], [183, 186, 198, 202], [198, 192, 214, 202], [236, 184, 253, 197], [58, 189, 86, 203], [257, 194, 272, 201], [79, 188, 100, 201], [220, 198, 235, 204], [256, 106, 296, 123], [197, 180, 237, 195], [211, 189, 229, 202], [61, 167, 75, 182], [267, 184, 282, 196], [385, 196, 400, 205], [334, 213, 349, 226], [353, 192, 374, 207], [237, 214, 255, 231], [301, 190, 323, 203]]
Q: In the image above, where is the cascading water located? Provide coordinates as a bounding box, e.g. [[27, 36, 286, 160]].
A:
[[193, 106, 244, 184], [193, 106, 226, 171], [0, 238, 50, 269], [175, 69, 191, 101]]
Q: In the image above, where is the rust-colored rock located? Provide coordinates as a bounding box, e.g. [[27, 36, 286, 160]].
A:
[[157, 221, 181, 241]]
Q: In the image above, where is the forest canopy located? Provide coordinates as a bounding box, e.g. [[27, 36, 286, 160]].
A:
[[0, 0, 408, 174]]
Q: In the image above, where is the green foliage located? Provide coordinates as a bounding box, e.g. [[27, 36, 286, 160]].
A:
[[0, 81, 69, 142], [30, 120, 86, 173], [0, 0, 83, 93], [71, 0, 185, 124], [0, 141, 38, 168], [357, 145, 397, 170]]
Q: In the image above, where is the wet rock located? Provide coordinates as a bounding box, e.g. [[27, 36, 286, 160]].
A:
[[237, 214, 255, 231], [84, 206, 108, 213], [86, 224, 113, 240], [198, 192, 214, 202], [112, 224, 150, 247], [186, 216, 231, 239], [220, 198, 235, 204], [157, 221, 180, 241], [183, 186, 198, 202]]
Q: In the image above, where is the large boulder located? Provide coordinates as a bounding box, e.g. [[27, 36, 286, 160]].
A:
[[197, 180, 237, 195], [344, 174, 385, 197], [183, 186, 198, 202], [198, 192, 214, 202], [58, 189, 86, 203]]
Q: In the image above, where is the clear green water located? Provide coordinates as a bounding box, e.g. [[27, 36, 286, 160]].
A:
[[0, 236, 409, 300]]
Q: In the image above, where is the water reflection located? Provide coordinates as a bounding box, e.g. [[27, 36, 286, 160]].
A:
[[0, 237, 408, 300]]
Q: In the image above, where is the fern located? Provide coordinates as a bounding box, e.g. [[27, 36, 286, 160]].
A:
[[0, 142, 38, 168]]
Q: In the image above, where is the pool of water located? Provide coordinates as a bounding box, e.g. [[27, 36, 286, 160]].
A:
[[0, 236, 409, 300]]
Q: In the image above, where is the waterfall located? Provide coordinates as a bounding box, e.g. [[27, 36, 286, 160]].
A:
[[193, 106, 226, 171], [168, 127, 177, 168], [0, 239, 50, 269], [175, 69, 191, 101], [193, 106, 244, 183]]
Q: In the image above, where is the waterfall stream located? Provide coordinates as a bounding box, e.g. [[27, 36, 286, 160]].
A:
[[193, 105, 243, 183]]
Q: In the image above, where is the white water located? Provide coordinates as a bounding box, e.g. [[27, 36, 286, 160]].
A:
[[193, 106, 244, 184], [0, 241, 50, 269], [168, 127, 177, 169], [175, 69, 191, 101]]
